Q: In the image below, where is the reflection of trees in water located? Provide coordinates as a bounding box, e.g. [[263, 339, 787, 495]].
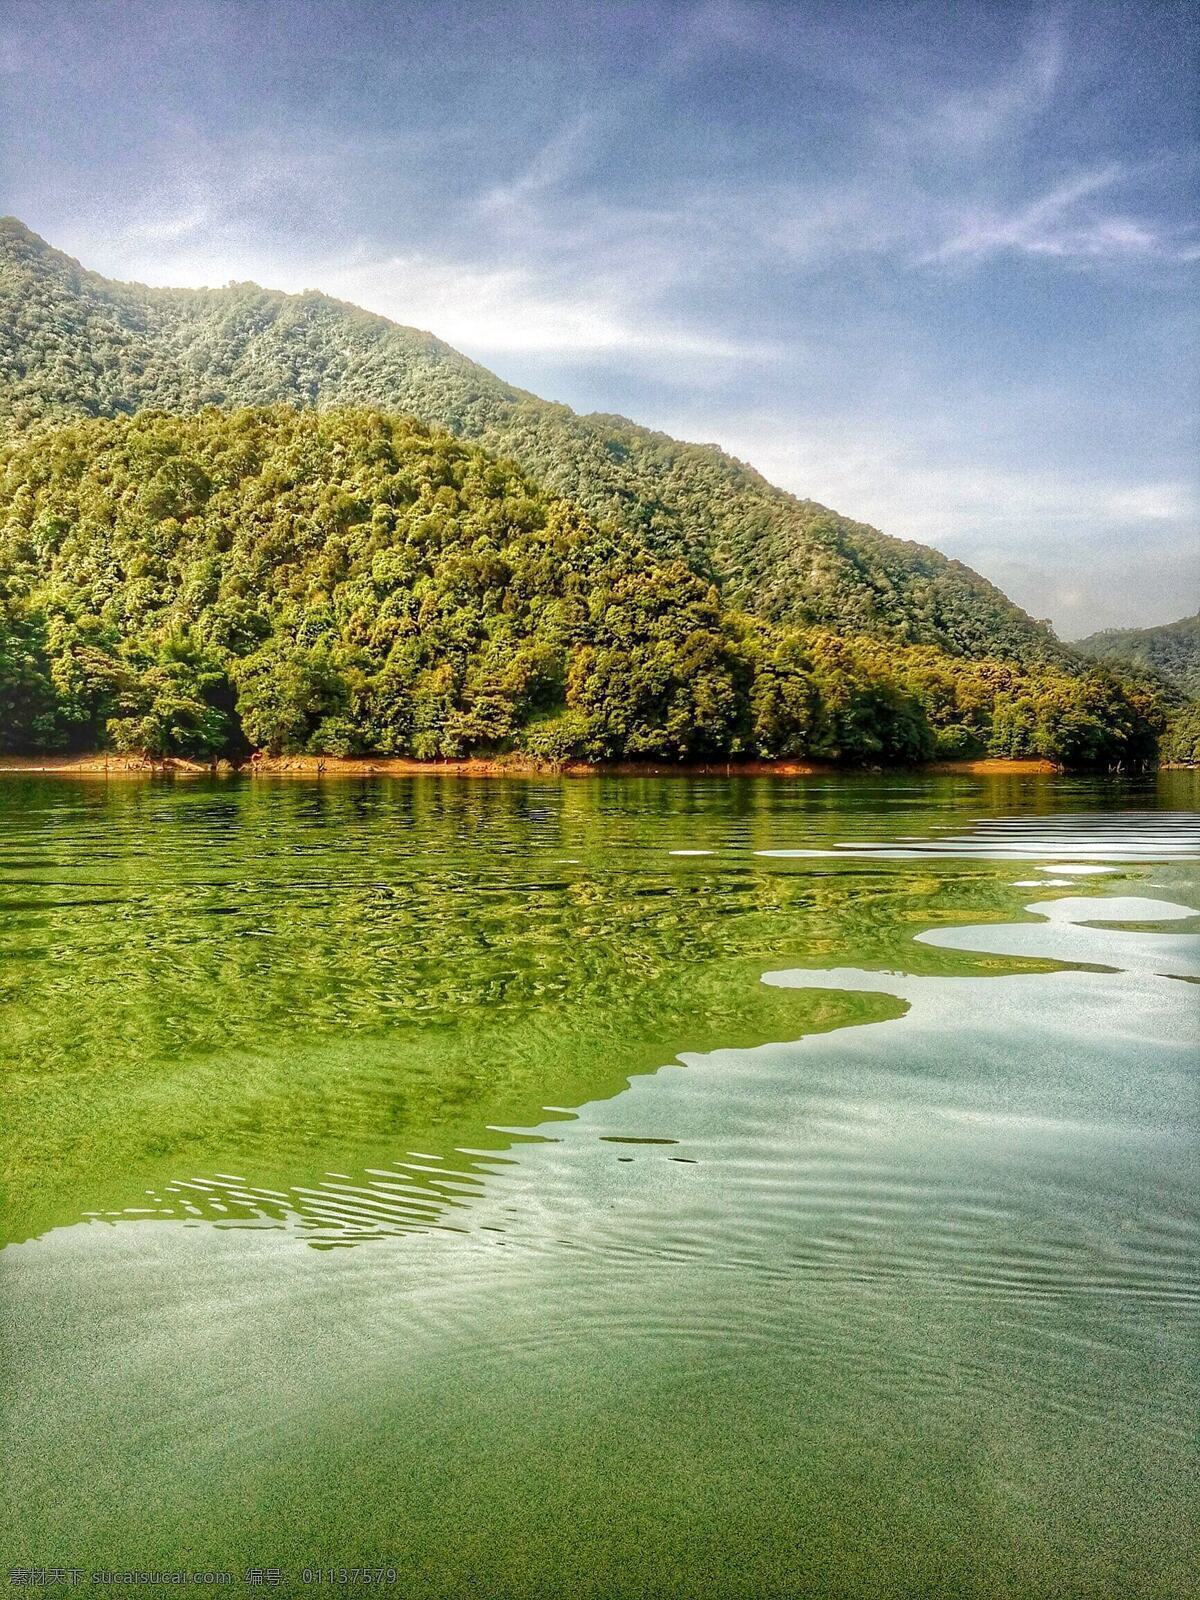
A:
[[2, 775, 1191, 1245]]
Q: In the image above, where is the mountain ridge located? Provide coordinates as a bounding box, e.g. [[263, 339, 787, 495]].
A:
[[0, 218, 1172, 770], [0, 216, 1067, 668], [1073, 612, 1200, 700]]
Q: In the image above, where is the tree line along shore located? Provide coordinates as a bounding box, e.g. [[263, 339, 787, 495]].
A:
[[0, 408, 1181, 774]]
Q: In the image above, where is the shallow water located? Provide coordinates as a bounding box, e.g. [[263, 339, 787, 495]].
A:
[[1, 772, 1197, 1597]]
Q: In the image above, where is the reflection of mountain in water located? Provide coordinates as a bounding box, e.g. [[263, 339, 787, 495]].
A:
[[87, 882, 1198, 1288]]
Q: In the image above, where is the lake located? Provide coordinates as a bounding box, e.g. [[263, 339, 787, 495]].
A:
[[1, 771, 1196, 1597]]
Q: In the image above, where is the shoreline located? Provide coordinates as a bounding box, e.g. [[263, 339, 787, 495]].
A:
[[0, 752, 1065, 779]]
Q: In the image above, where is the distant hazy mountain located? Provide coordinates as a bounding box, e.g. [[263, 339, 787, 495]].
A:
[[0, 216, 1067, 668], [1074, 613, 1200, 699]]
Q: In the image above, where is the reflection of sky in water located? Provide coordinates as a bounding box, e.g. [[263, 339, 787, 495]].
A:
[[765, 894, 1198, 989], [46, 880, 1200, 1314], [754, 811, 1199, 862], [915, 894, 1198, 976], [84, 875, 1198, 1276], [1038, 863, 1119, 874]]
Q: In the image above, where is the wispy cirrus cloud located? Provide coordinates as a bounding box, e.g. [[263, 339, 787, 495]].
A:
[[646, 14, 1197, 280], [7, 0, 1195, 631], [661, 0, 776, 73], [478, 113, 601, 218], [77, 208, 779, 364], [921, 164, 1200, 266], [315, 251, 779, 361], [903, 10, 1065, 152]]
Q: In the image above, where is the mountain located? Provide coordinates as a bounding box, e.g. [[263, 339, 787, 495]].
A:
[[0, 217, 1068, 667], [1073, 613, 1200, 699], [0, 406, 1161, 767], [0, 220, 1166, 769]]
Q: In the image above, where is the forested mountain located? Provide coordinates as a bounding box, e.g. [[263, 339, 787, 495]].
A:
[[1073, 613, 1200, 699], [0, 218, 1176, 768], [0, 217, 1069, 667], [0, 407, 1163, 767]]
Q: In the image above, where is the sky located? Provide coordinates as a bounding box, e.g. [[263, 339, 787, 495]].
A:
[[1, 0, 1197, 636]]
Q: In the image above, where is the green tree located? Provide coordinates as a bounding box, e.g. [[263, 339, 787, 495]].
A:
[[0, 404, 1170, 771], [234, 638, 348, 755]]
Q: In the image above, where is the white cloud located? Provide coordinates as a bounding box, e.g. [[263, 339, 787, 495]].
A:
[[71, 214, 778, 363], [652, 405, 1199, 634], [121, 206, 214, 244], [317, 252, 777, 360], [1102, 483, 1197, 522], [478, 114, 599, 218], [909, 12, 1065, 151], [663, 0, 775, 73], [922, 165, 1200, 266], [710, 414, 1197, 540]]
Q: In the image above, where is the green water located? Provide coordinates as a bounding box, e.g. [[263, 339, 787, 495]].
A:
[[1, 772, 1197, 1598]]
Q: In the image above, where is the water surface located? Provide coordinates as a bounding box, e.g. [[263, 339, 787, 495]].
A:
[[1, 772, 1197, 1597]]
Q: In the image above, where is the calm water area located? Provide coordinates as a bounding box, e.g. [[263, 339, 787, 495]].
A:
[[1, 771, 1196, 1597]]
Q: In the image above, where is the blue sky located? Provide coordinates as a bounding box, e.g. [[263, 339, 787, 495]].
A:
[[2, 0, 1196, 635]]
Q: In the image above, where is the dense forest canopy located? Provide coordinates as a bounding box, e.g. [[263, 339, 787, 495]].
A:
[[1074, 613, 1200, 699], [0, 407, 1165, 768], [1069, 614, 1200, 766], [0, 218, 1073, 666], [0, 218, 1185, 768]]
